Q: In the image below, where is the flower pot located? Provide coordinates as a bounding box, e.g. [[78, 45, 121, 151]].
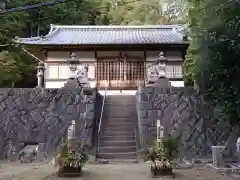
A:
[[150, 166, 173, 177], [58, 166, 82, 177]]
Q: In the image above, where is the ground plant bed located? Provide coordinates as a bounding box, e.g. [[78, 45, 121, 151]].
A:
[[150, 166, 173, 177], [58, 166, 82, 177]]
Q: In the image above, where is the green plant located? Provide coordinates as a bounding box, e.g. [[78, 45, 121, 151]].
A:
[[63, 150, 88, 168], [145, 136, 178, 170], [54, 141, 88, 168]]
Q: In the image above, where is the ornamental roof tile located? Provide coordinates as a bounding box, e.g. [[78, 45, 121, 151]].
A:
[[14, 24, 188, 45]]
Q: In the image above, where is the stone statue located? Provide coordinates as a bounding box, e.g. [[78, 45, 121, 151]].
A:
[[75, 65, 89, 87]]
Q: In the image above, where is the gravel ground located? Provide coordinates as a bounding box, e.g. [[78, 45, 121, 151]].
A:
[[0, 162, 236, 180]]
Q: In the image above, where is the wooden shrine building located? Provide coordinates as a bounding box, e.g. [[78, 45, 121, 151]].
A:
[[15, 24, 189, 89]]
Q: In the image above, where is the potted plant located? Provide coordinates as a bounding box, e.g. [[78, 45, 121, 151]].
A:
[[145, 135, 178, 177], [54, 142, 88, 177]]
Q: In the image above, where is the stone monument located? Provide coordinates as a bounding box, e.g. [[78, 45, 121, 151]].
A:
[[236, 137, 240, 162], [212, 145, 226, 168], [36, 143, 46, 161]]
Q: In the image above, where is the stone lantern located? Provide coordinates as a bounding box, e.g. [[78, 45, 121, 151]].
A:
[[67, 52, 79, 78], [0, 0, 6, 10], [156, 52, 167, 78], [36, 62, 45, 88]]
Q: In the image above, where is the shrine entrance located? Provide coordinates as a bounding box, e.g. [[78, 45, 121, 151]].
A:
[[96, 58, 145, 90]]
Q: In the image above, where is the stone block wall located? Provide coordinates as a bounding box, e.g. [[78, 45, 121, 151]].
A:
[[0, 88, 98, 159], [136, 86, 232, 159]]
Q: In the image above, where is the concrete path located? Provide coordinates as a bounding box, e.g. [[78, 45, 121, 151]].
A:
[[46, 163, 234, 180], [0, 162, 236, 180]]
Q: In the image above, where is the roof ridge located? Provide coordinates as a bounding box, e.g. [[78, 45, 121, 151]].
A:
[[51, 24, 181, 30]]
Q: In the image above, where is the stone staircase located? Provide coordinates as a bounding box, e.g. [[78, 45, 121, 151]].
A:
[[98, 95, 138, 161]]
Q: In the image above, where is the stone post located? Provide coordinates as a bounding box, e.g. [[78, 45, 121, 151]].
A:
[[212, 146, 225, 167], [68, 120, 77, 152], [7, 141, 17, 162], [36, 143, 46, 161], [36, 62, 45, 88], [236, 137, 240, 162]]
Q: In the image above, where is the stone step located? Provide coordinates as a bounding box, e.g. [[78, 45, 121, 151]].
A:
[[103, 117, 136, 122], [103, 114, 135, 118], [102, 130, 135, 136], [100, 135, 135, 141], [99, 146, 137, 153], [98, 152, 137, 159], [102, 126, 134, 131], [104, 107, 135, 110], [97, 159, 138, 164], [105, 104, 134, 107], [106, 97, 134, 100], [99, 140, 136, 146], [103, 113, 134, 117], [103, 122, 134, 126]]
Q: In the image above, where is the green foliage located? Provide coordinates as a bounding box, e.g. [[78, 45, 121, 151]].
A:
[[104, 0, 186, 25], [145, 136, 178, 169], [63, 150, 88, 168], [58, 142, 69, 157], [0, 51, 21, 87], [56, 141, 88, 168], [185, 0, 240, 124], [0, 0, 187, 87], [0, 0, 103, 88]]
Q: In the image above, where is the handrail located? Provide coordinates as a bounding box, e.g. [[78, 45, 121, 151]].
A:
[[97, 87, 107, 157]]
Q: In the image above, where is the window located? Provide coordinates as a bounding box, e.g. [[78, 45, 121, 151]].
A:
[[166, 64, 183, 78]]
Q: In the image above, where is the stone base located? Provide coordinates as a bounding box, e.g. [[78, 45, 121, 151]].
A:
[[20, 155, 34, 163], [8, 154, 17, 162], [174, 159, 193, 169], [36, 153, 46, 161], [207, 163, 240, 173]]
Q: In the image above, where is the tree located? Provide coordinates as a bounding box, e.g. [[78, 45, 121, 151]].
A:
[[0, 0, 103, 87], [0, 51, 21, 87], [100, 0, 185, 25], [184, 0, 240, 125]]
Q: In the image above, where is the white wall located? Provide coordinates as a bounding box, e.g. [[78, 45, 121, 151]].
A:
[[47, 51, 96, 62], [44, 50, 184, 88]]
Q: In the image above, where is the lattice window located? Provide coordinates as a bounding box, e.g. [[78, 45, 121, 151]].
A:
[[166, 64, 183, 78]]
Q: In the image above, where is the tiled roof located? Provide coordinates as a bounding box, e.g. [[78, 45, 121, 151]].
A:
[[14, 24, 188, 45]]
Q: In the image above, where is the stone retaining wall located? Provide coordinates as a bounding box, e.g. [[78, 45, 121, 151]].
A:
[[136, 85, 232, 159], [0, 88, 98, 159]]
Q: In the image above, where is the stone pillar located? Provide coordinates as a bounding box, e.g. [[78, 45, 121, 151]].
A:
[[212, 146, 225, 167], [36, 143, 46, 161], [7, 141, 17, 162], [236, 137, 240, 162], [68, 120, 77, 152], [36, 62, 45, 88]]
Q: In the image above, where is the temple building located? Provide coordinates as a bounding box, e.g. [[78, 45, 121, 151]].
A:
[[15, 24, 189, 89]]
